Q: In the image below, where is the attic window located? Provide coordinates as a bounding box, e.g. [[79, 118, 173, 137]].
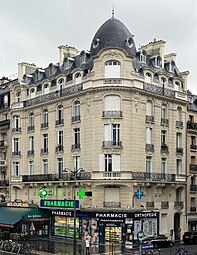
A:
[[140, 51, 146, 63], [169, 61, 174, 73], [125, 37, 133, 48], [80, 53, 86, 64], [92, 38, 100, 49]]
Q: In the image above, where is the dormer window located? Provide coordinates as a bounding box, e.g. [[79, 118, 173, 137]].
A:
[[75, 73, 82, 85], [58, 79, 64, 91], [105, 60, 120, 78], [152, 56, 161, 67], [16, 92, 21, 102], [92, 38, 100, 49], [125, 37, 133, 48], [80, 52, 86, 65], [145, 73, 152, 84], [44, 84, 49, 95], [161, 77, 166, 87], [30, 88, 35, 99], [140, 51, 146, 63]]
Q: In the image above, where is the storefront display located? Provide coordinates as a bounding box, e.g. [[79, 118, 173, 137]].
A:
[[54, 216, 79, 238]]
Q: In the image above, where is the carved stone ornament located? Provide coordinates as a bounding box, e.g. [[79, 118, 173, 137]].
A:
[[106, 50, 121, 59]]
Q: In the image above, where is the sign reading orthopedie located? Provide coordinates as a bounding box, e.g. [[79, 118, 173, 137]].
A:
[[40, 199, 79, 209]]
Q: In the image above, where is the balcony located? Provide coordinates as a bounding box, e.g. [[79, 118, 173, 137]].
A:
[[132, 172, 176, 182], [161, 201, 169, 209], [103, 141, 122, 148], [56, 145, 64, 153], [190, 207, 197, 212], [176, 121, 183, 128], [92, 171, 132, 180], [0, 160, 6, 167], [24, 84, 83, 107], [41, 123, 48, 129], [174, 201, 184, 209], [145, 144, 154, 152], [27, 150, 34, 156], [71, 144, 80, 151], [161, 144, 169, 153], [27, 126, 35, 132], [103, 79, 122, 85], [190, 185, 197, 192], [22, 172, 91, 182], [71, 116, 81, 123], [0, 180, 9, 187], [0, 119, 10, 128], [146, 202, 154, 208], [12, 151, 21, 157], [176, 147, 183, 155], [55, 119, 64, 126], [190, 164, 197, 172], [0, 140, 7, 148], [146, 115, 154, 123], [144, 82, 175, 98], [12, 127, 21, 133], [191, 144, 197, 150], [187, 121, 197, 131], [41, 148, 48, 155], [103, 202, 121, 208], [161, 118, 169, 125], [102, 111, 122, 118]]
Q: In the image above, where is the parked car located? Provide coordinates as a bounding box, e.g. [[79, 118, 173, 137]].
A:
[[183, 231, 197, 244], [143, 235, 174, 248]]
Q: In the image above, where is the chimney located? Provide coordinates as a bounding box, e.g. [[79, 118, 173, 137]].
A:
[[58, 45, 79, 66], [18, 62, 37, 82]]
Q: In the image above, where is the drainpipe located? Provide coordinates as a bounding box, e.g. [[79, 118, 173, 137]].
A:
[[185, 113, 188, 231]]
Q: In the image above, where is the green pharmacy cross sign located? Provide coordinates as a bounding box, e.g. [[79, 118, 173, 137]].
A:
[[77, 187, 85, 199], [38, 188, 48, 199]]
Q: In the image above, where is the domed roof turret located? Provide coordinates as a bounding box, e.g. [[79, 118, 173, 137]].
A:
[[90, 17, 136, 57]]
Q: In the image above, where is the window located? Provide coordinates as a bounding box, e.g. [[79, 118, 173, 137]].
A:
[[42, 109, 48, 128], [104, 95, 121, 117], [30, 88, 35, 98], [191, 136, 196, 146], [13, 115, 21, 131], [75, 73, 81, 85], [161, 77, 166, 87], [161, 158, 167, 175], [44, 84, 49, 94], [191, 197, 196, 209], [176, 132, 182, 148], [145, 73, 151, 84], [57, 158, 63, 177], [29, 112, 34, 127], [80, 52, 86, 64], [42, 134, 48, 152], [73, 156, 80, 171], [42, 159, 48, 174], [146, 156, 152, 173], [105, 60, 120, 78], [104, 124, 120, 146], [176, 159, 182, 175], [99, 154, 120, 172], [16, 92, 21, 102], [29, 161, 34, 175], [56, 105, 64, 125], [4, 95, 8, 107], [140, 51, 146, 63], [176, 107, 182, 122], [191, 175, 196, 186], [146, 100, 153, 117], [72, 101, 80, 122], [13, 138, 20, 153], [29, 136, 34, 151], [161, 104, 168, 122], [161, 130, 167, 145], [57, 131, 63, 146], [72, 128, 80, 150], [58, 79, 64, 91], [13, 161, 20, 176]]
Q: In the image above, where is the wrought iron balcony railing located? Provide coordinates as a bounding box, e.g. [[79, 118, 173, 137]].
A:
[[71, 116, 81, 123], [41, 123, 48, 129], [190, 164, 197, 172], [56, 145, 64, 153], [176, 147, 183, 155], [187, 121, 197, 131], [176, 121, 183, 128], [0, 119, 10, 128], [161, 118, 169, 125], [161, 201, 169, 209], [27, 150, 34, 156], [12, 151, 21, 156], [41, 148, 48, 155], [55, 119, 64, 126], [103, 141, 122, 148], [132, 172, 176, 182], [0, 140, 7, 147], [102, 111, 123, 118], [191, 144, 197, 150], [144, 82, 175, 98], [190, 207, 197, 212], [174, 201, 184, 208], [146, 115, 154, 123], [71, 144, 80, 150], [27, 125, 35, 131], [12, 127, 21, 133], [146, 202, 154, 208], [190, 185, 197, 192], [0, 180, 9, 187], [22, 172, 91, 182], [161, 144, 169, 153], [103, 202, 121, 208], [145, 143, 154, 152]]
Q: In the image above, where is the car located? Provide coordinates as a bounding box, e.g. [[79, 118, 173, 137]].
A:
[[142, 235, 174, 248], [183, 231, 197, 244]]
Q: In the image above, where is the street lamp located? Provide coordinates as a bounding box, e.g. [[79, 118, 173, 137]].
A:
[[64, 167, 84, 255]]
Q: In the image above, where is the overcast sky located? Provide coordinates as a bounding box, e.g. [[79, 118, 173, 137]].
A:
[[0, 0, 197, 93]]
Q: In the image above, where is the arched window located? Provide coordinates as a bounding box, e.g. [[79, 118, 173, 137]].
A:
[[16, 92, 21, 102], [105, 60, 120, 78], [30, 88, 35, 99], [41, 109, 48, 128], [75, 73, 82, 85], [44, 84, 49, 94], [140, 51, 146, 63], [161, 77, 166, 87], [154, 73, 159, 81], [28, 112, 34, 131], [145, 73, 152, 84], [56, 105, 64, 125], [58, 79, 64, 91], [13, 115, 21, 132], [175, 81, 180, 91], [72, 101, 81, 122]]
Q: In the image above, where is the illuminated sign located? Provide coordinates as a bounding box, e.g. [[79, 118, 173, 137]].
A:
[[38, 188, 48, 199], [135, 188, 144, 199], [77, 187, 85, 199], [6, 202, 29, 207], [40, 199, 79, 209]]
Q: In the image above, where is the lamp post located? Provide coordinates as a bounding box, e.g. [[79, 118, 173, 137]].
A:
[[64, 167, 84, 255]]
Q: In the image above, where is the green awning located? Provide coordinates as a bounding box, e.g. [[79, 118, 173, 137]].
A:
[[0, 207, 37, 228]]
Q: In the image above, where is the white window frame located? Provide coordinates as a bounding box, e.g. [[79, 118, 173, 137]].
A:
[[42, 159, 48, 174], [29, 161, 34, 175], [13, 161, 20, 176], [146, 156, 152, 173]]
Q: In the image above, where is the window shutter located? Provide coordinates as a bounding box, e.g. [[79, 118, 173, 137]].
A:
[[104, 124, 111, 141], [112, 155, 120, 171], [146, 128, 151, 144], [105, 65, 120, 78], [99, 154, 105, 171], [146, 101, 152, 116], [105, 96, 120, 111]]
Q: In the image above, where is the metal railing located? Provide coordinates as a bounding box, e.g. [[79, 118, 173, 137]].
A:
[[102, 111, 122, 118], [132, 172, 176, 182], [103, 141, 122, 148], [146, 115, 154, 123]]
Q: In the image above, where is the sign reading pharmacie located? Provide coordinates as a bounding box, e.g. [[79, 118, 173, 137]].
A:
[[40, 199, 79, 209]]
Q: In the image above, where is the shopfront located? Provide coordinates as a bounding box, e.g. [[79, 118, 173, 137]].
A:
[[50, 209, 159, 245]]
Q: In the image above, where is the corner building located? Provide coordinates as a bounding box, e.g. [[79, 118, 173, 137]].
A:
[[7, 16, 188, 243]]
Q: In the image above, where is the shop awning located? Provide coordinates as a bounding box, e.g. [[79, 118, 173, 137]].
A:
[[0, 207, 38, 228]]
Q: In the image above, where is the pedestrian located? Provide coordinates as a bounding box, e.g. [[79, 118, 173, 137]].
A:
[[85, 237, 90, 255]]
